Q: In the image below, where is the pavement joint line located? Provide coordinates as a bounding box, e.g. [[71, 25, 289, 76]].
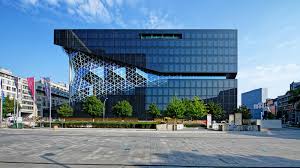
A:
[[0, 160, 265, 167], [0, 133, 286, 139]]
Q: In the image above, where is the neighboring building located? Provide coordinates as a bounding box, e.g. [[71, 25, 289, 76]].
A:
[[35, 80, 69, 118], [277, 94, 292, 123], [277, 81, 300, 124], [290, 81, 300, 90], [0, 68, 36, 118], [54, 29, 238, 119], [264, 98, 277, 117], [0, 68, 69, 119], [241, 88, 268, 119]]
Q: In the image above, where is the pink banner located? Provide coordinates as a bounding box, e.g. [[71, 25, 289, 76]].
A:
[[27, 77, 35, 99]]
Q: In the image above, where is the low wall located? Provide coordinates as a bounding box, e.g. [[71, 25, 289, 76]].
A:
[[223, 124, 259, 131], [156, 124, 173, 131], [156, 124, 184, 131], [257, 120, 282, 129], [177, 124, 184, 130], [212, 123, 223, 131], [211, 123, 259, 131], [153, 119, 207, 125]]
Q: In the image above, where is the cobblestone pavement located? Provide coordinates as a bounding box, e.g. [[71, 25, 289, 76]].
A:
[[0, 128, 300, 168]]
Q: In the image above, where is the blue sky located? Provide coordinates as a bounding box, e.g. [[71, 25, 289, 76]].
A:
[[0, 0, 300, 103]]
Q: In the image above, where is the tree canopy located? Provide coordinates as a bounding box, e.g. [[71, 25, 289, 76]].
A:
[[57, 103, 73, 117], [207, 101, 224, 121], [112, 100, 133, 118], [148, 103, 161, 118], [235, 105, 251, 119], [266, 112, 275, 120], [82, 96, 104, 117], [184, 96, 207, 119], [165, 97, 185, 119], [2, 96, 20, 118]]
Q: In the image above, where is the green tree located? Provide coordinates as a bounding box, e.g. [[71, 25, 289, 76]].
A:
[[182, 98, 191, 119], [267, 112, 275, 119], [184, 96, 207, 120], [235, 105, 252, 119], [2, 96, 19, 118], [165, 97, 185, 119], [207, 101, 224, 121], [82, 96, 103, 117], [57, 103, 73, 117], [148, 103, 161, 118], [112, 100, 133, 118]]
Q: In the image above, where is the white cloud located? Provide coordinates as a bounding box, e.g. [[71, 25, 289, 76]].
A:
[[142, 9, 181, 29], [64, 0, 80, 6], [276, 39, 298, 49], [105, 0, 123, 7], [9, 0, 180, 28], [45, 0, 60, 7], [75, 0, 111, 23], [241, 35, 256, 46], [238, 64, 300, 103], [16, 0, 113, 23], [23, 0, 39, 5]]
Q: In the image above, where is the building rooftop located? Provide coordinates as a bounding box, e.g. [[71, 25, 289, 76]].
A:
[[0, 68, 13, 75]]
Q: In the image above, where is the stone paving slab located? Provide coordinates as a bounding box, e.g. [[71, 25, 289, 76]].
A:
[[0, 128, 300, 167]]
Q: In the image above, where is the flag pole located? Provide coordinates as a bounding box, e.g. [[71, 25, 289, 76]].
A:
[[14, 77, 18, 126], [0, 77, 2, 127], [0, 99, 2, 128], [16, 77, 20, 129], [14, 95, 16, 122], [33, 78, 36, 128], [49, 80, 52, 129], [0, 95, 2, 127]]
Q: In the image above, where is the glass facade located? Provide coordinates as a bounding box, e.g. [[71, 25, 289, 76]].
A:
[[241, 88, 268, 119], [54, 29, 238, 119]]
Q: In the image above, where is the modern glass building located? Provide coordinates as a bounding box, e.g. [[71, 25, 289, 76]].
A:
[[54, 29, 238, 119], [241, 88, 268, 119]]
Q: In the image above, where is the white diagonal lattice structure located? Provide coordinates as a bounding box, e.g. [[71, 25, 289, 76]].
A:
[[67, 51, 166, 103]]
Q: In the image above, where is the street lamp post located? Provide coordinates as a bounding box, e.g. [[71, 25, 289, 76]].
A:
[[103, 98, 108, 121]]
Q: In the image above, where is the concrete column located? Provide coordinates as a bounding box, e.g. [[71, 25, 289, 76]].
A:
[[229, 114, 235, 125], [68, 56, 72, 105], [207, 114, 212, 129], [235, 113, 242, 125]]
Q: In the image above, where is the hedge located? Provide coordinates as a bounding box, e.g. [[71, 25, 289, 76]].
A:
[[184, 123, 206, 128], [43, 121, 158, 129]]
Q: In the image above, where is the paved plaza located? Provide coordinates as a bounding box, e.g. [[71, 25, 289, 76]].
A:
[[0, 128, 300, 167]]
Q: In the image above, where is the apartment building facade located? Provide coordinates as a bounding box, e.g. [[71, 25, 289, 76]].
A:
[[35, 80, 69, 118], [0, 68, 36, 118]]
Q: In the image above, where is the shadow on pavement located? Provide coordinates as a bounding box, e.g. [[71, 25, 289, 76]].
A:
[[135, 150, 300, 167], [40, 153, 71, 168], [226, 128, 300, 140], [0, 150, 299, 167]]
